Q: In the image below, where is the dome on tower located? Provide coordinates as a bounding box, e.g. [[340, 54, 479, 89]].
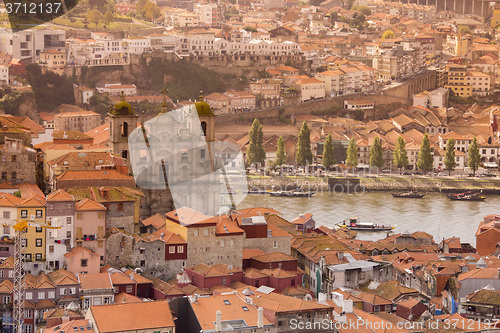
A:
[[110, 94, 135, 116], [194, 92, 214, 117]]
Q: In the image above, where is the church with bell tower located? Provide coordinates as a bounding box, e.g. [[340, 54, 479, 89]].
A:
[[108, 95, 138, 166]]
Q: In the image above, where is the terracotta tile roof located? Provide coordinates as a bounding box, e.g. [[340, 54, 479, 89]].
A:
[[243, 249, 266, 260], [260, 268, 295, 278], [141, 213, 166, 230], [250, 252, 295, 263], [75, 198, 106, 211], [43, 307, 83, 320], [46, 189, 75, 202], [84, 123, 109, 146], [48, 269, 79, 285], [238, 286, 332, 312], [122, 269, 152, 285], [151, 228, 186, 244], [458, 267, 500, 281], [114, 292, 143, 304], [53, 131, 93, 140], [79, 273, 113, 290], [150, 277, 185, 296], [44, 319, 95, 333], [467, 288, 500, 305], [0, 193, 23, 207], [396, 298, 422, 309], [189, 294, 272, 331], [291, 213, 313, 225], [109, 271, 135, 286], [56, 170, 133, 182], [0, 257, 14, 269], [89, 301, 175, 332], [358, 280, 418, 302], [48, 151, 120, 169], [236, 207, 281, 216], [36, 272, 56, 289], [244, 268, 267, 279], [268, 225, 291, 237], [165, 207, 210, 226], [17, 195, 46, 207], [64, 246, 100, 259], [0, 279, 13, 293], [35, 299, 57, 309], [186, 263, 233, 278]]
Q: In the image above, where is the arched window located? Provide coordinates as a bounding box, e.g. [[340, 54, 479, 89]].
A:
[[121, 122, 129, 137], [201, 121, 207, 137]]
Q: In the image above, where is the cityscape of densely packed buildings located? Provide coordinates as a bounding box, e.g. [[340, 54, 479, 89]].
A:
[[1, 0, 500, 331]]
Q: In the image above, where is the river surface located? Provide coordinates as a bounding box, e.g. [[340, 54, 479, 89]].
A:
[[239, 192, 500, 246]]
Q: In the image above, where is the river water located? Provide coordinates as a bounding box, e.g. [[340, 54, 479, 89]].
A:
[[239, 192, 500, 246]]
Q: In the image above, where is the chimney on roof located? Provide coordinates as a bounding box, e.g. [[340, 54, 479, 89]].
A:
[[342, 299, 353, 314], [257, 307, 264, 328], [215, 310, 222, 332], [318, 292, 327, 302], [337, 252, 344, 260]]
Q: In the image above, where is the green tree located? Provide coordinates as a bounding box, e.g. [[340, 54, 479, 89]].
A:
[[274, 136, 287, 167], [246, 119, 266, 166], [137, 0, 148, 17], [322, 133, 335, 168], [346, 138, 358, 168], [468, 137, 481, 176], [369, 136, 384, 169], [88, 9, 103, 28], [103, 11, 114, 27], [417, 133, 433, 172], [393, 136, 409, 173], [458, 25, 471, 34], [144, 1, 161, 22], [382, 30, 395, 40], [444, 138, 456, 175], [296, 122, 313, 166]]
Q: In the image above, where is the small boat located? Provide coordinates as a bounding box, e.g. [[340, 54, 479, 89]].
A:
[[447, 191, 487, 201], [247, 188, 268, 194], [269, 190, 315, 197], [337, 217, 395, 232], [392, 191, 426, 198]]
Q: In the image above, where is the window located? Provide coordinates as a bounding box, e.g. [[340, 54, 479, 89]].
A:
[[38, 292, 45, 300], [126, 285, 132, 293], [273, 240, 278, 248], [35, 253, 42, 261], [200, 149, 206, 159], [140, 260, 145, 267], [48, 291, 55, 299], [11, 172, 16, 180], [35, 239, 42, 247], [70, 287, 76, 295], [81, 259, 88, 267], [3, 295, 10, 304], [0, 271, 3, 278], [3, 226, 9, 235], [24, 325, 32, 333], [169, 246, 175, 254], [114, 287, 119, 293], [25, 292, 32, 300], [35, 226, 42, 232], [1, 172, 6, 180], [66, 217, 72, 224], [35, 210, 42, 218], [374, 305, 380, 312], [49, 246, 54, 253], [83, 298, 90, 309], [76, 213, 82, 220], [178, 246, 183, 253], [3, 211, 9, 218], [117, 203, 124, 211], [104, 297, 110, 304], [21, 210, 28, 218], [67, 231, 71, 238]]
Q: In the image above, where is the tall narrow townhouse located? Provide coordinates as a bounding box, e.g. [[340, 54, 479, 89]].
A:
[[74, 199, 107, 266], [16, 195, 46, 263], [0, 193, 23, 237], [46, 190, 76, 270]]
